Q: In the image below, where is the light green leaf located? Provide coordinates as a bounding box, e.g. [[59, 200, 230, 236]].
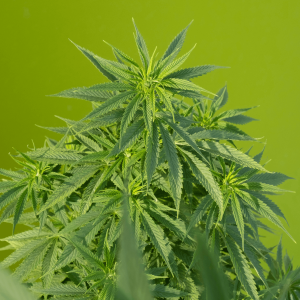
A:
[[55, 216, 107, 270], [156, 88, 175, 119], [120, 94, 142, 138], [90, 134, 115, 150], [0, 228, 51, 243], [0, 181, 17, 193], [39, 165, 99, 213], [142, 98, 153, 135], [158, 121, 182, 211], [226, 225, 269, 288], [161, 22, 192, 62], [0, 168, 26, 180], [0, 185, 27, 211], [179, 148, 223, 210], [231, 193, 245, 249], [82, 158, 122, 213], [93, 56, 133, 81], [14, 238, 53, 280], [186, 194, 214, 235], [224, 235, 259, 300], [0, 239, 47, 268], [42, 239, 58, 288], [79, 109, 125, 132], [71, 130, 102, 152], [72, 151, 109, 165], [145, 123, 159, 188], [159, 44, 196, 79], [108, 119, 145, 157], [13, 189, 29, 233], [160, 114, 210, 158], [68, 238, 105, 270], [132, 19, 150, 65], [59, 210, 99, 235], [147, 208, 187, 240], [140, 209, 178, 277]]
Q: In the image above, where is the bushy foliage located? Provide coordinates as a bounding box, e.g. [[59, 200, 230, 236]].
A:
[[0, 20, 298, 300]]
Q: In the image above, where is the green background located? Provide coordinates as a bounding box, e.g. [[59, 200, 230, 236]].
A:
[[1, 0, 299, 265]]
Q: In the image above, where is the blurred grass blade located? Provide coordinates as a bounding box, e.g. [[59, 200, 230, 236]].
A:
[[116, 197, 153, 300], [193, 233, 229, 300], [0, 267, 37, 300]]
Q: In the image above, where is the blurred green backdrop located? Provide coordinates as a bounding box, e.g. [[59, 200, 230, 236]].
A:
[[1, 0, 299, 265]]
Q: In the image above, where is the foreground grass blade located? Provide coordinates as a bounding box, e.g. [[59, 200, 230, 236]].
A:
[[116, 199, 153, 300]]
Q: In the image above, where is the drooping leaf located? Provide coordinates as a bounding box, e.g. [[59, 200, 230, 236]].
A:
[[42, 239, 58, 288], [231, 193, 245, 249], [13, 189, 29, 233], [158, 121, 182, 211], [224, 235, 259, 300], [166, 65, 228, 80], [140, 209, 178, 277], [179, 147, 223, 210]]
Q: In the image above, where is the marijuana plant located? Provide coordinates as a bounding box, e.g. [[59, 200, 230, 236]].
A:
[[0, 20, 297, 300]]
